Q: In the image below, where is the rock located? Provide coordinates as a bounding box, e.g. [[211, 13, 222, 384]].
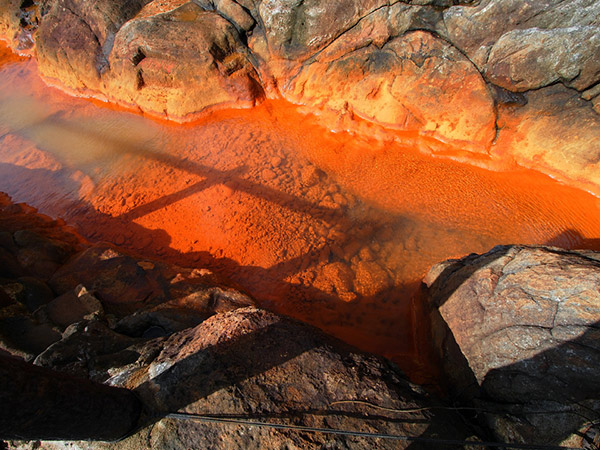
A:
[[34, 317, 143, 379], [484, 26, 600, 92], [424, 245, 600, 446], [48, 244, 160, 316], [258, 0, 388, 61], [284, 31, 496, 151], [0, 306, 61, 360], [443, 0, 600, 70], [107, 2, 264, 119], [45, 307, 478, 450], [0, 276, 55, 312], [35, 0, 147, 91], [44, 285, 104, 328], [353, 260, 390, 297], [493, 84, 600, 196], [0, 0, 35, 52]]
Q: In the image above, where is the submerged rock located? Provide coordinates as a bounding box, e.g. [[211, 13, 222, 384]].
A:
[[424, 245, 600, 447]]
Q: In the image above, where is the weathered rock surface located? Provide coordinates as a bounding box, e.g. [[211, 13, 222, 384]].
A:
[[35, 0, 147, 90], [494, 84, 600, 196], [0, 0, 35, 52], [284, 31, 496, 150], [9, 307, 483, 449], [107, 2, 264, 118], [484, 26, 600, 92], [443, 0, 600, 71], [424, 245, 600, 447]]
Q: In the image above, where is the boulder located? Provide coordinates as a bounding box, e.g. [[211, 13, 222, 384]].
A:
[[493, 84, 600, 196], [443, 0, 600, 69], [107, 2, 264, 119], [424, 245, 600, 446], [284, 31, 496, 151], [484, 26, 600, 92], [12, 307, 482, 449], [35, 0, 147, 91]]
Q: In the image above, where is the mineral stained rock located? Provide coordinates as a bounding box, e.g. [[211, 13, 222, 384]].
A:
[[2, 0, 600, 192], [424, 245, 600, 447]]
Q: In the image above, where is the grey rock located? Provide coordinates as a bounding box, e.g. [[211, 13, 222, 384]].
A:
[[425, 245, 600, 446], [484, 26, 600, 92]]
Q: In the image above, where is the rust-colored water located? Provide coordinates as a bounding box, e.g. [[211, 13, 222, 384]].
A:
[[1, 48, 599, 381]]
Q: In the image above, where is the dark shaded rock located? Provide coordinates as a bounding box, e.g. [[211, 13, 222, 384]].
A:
[[48, 243, 256, 318], [34, 317, 143, 380], [12, 276, 54, 311], [424, 245, 600, 446], [72, 307, 478, 449], [115, 285, 254, 337], [44, 284, 103, 328], [0, 306, 61, 360]]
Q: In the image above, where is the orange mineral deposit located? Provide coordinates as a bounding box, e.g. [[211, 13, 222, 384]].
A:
[[0, 44, 599, 382]]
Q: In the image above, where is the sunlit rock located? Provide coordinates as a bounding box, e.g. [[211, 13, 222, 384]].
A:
[[493, 84, 600, 196], [108, 2, 264, 119], [35, 0, 147, 91], [425, 245, 600, 446], [284, 31, 496, 151]]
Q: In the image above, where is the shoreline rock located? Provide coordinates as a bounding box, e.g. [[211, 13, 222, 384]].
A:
[[424, 245, 600, 447], [1, 0, 599, 194]]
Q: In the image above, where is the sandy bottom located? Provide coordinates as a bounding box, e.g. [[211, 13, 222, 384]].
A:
[[1, 49, 599, 381]]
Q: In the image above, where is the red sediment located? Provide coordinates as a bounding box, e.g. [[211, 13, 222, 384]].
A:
[[1, 45, 599, 382]]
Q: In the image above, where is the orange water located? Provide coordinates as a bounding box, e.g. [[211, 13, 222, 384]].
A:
[[1, 50, 599, 381]]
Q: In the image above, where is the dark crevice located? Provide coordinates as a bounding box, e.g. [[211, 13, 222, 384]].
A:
[[136, 69, 145, 90], [132, 47, 146, 66]]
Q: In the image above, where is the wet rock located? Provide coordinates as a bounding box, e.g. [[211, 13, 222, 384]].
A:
[[107, 2, 263, 119], [484, 26, 600, 92], [353, 260, 390, 297], [424, 245, 600, 446], [494, 84, 600, 196], [284, 31, 496, 151]]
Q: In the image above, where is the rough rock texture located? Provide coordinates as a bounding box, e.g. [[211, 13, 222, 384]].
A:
[[9, 307, 483, 450], [0, 0, 36, 52], [107, 2, 264, 118], [424, 245, 600, 447], [484, 26, 600, 92], [35, 0, 148, 90], [443, 0, 600, 74], [0, 192, 254, 362], [284, 31, 496, 150], [494, 84, 600, 196]]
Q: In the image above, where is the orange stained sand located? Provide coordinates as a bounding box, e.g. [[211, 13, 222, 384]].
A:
[[1, 46, 600, 382]]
